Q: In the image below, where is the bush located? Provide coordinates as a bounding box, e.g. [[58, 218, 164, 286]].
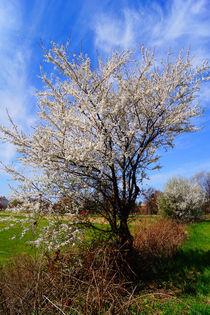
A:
[[158, 177, 205, 222], [0, 244, 135, 314], [133, 218, 187, 261], [0, 220, 187, 314]]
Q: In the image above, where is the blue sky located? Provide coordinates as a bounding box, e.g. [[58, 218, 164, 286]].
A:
[[0, 0, 210, 197]]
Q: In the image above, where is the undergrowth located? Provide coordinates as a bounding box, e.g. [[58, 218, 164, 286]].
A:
[[0, 218, 209, 314]]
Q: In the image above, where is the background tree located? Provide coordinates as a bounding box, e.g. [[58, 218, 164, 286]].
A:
[[1, 42, 209, 247], [158, 176, 205, 222], [142, 188, 161, 215], [192, 171, 210, 214]]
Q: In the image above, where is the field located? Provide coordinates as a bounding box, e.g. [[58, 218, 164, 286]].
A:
[[0, 213, 209, 313], [0, 213, 46, 264], [138, 220, 210, 314]]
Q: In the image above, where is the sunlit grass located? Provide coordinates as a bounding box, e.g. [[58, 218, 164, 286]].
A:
[[0, 218, 35, 265], [0, 213, 48, 264]]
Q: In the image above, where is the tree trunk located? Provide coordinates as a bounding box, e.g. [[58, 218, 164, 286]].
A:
[[119, 214, 133, 249]]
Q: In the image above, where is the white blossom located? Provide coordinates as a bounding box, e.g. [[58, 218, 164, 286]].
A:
[[0, 42, 209, 245], [158, 176, 206, 222]]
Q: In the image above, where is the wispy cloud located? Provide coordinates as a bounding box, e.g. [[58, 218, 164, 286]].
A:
[[93, 8, 141, 52], [0, 1, 35, 163], [93, 0, 210, 60], [0, 0, 209, 196], [92, 0, 210, 190]]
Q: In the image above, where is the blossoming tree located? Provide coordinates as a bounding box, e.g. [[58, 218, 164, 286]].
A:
[[158, 176, 205, 222], [1, 42, 209, 247]]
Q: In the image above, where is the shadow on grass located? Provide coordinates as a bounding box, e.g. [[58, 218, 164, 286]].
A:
[[139, 249, 210, 297]]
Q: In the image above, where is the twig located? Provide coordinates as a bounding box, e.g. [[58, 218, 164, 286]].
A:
[[43, 295, 66, 315]]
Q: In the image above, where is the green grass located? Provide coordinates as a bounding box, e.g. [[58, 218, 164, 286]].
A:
[[183, 221, 210, 251], [0, 222, 35, 265], [0, 213, 47, 265], [137, 220, 210, 314], [129, 296, 209, 314]]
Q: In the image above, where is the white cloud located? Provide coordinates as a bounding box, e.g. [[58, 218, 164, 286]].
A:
[[0, 143, 16, 163], [92, 0, 210, 159], [0, 1, 36, 164], [93, 0, 210, 62], [154, 0, 210, 48], [0, 1, 21, 42], [93, 8, 140, 52]]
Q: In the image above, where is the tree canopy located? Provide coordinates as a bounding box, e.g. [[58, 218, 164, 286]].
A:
[[1, 42, 209, 246]]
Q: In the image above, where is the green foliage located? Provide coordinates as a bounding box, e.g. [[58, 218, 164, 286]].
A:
[[158, 193, 174, 217]]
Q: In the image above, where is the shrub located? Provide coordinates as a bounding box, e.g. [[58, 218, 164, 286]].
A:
[[0, 219, 187, 314], [158, 177, 205, 222], [0, 244, 135, 314], [133, 218, 187, 261]]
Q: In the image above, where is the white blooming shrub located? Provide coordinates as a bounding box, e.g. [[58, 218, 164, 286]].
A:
[[158, 177, 205, 222]]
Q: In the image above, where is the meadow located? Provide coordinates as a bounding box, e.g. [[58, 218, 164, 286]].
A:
[[0, 213, 209, 314]]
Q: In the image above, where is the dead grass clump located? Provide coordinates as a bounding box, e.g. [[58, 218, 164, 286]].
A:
[[0, 244, 136, 314], [133, 218, 187, 261]]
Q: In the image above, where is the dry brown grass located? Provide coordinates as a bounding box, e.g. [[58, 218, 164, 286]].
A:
[[0, 244, 136, 314], [133, 218, 187, 260]]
